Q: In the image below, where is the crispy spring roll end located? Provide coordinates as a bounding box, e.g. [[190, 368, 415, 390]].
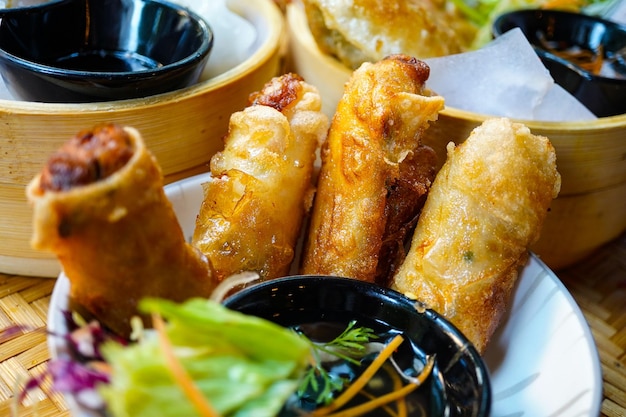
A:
[[27, 124, 215, 336]]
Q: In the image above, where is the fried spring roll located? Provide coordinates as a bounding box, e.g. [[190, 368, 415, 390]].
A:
[[300, 55, 444, 284], [27, 124, 216, 337], [392, 118, 561, 353], [192, 73, 329, 281]]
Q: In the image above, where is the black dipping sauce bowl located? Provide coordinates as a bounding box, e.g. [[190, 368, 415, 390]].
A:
[[0, 0, 213, 102], [493, 9, 626, 117], [223, 275, 492, 417]]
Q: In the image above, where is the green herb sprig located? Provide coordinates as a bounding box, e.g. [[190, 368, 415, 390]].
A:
[[296, 321, 378, 406]]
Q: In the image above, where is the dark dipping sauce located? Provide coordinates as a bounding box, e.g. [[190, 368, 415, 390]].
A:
[[223, 275, 491, 417], [278, 322, 442, 417], [53, 50, 162, 72], [538, 38, 626, 80]]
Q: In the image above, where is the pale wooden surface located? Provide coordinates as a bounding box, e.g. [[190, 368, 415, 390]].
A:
[[1, 233, 625, 417]]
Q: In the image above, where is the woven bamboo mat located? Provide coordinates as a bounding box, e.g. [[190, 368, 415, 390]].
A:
[[0, 275, 69, 417], [1, 234, 625, 417]]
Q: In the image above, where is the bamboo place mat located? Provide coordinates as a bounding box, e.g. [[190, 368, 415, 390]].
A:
[[1, 234, 625, 417]]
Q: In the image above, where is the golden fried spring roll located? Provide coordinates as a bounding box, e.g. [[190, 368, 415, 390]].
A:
[[27, 124, 216, 337], [392, 118, 561, 353], [301, 55, 444, 284], [192, 73, 329, 281]]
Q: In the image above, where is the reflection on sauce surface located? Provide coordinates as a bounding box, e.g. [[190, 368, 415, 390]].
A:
[[52, 50, 162, 72]]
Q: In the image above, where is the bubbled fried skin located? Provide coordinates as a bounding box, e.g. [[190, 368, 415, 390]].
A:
[[27, 124, 216, 337], [300, 55, 444, 284], [392, 118, 562, 354], [247, 72, 305, 113], [192, 73, 329, 282]]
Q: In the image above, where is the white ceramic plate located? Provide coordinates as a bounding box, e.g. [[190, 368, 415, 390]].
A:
[[48, 173, 603, 417]]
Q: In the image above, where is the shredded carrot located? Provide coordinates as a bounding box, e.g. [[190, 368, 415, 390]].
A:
[[321, 355, 435, 417], [323, 383, 419, 417], [388, 363, 407, 417], [358, 364, 404, 417], [358, 392, 399, 417], [152, 313, 221, 417], [312, 335, 405, 416]]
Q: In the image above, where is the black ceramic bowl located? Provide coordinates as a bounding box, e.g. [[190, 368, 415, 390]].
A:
[[0, 0, 213, 103], [493, 9, 626, 117], [223, 275, 491, 417]]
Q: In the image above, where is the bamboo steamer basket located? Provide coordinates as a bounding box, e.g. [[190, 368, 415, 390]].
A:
[[286, 2, 626, 270], [0, 0, 284, 277]]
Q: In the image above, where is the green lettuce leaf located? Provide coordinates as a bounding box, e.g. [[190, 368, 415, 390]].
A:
[[99, 298, 311, 417]]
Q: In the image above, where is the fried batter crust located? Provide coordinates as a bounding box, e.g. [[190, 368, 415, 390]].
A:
[[377, 145, 437, 287], [28, 125, 216, 337], [301, 55, 444, 284], [192, 73, 329, 281], [392, 118, 561, 353], [248, 72, 305, 113]]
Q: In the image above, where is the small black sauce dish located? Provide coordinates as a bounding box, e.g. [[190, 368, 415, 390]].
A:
[[0, 0, 69, 15], [493, 9, 626, 117], [223, 275, 491, 417], [0, 0, 213, 103]]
